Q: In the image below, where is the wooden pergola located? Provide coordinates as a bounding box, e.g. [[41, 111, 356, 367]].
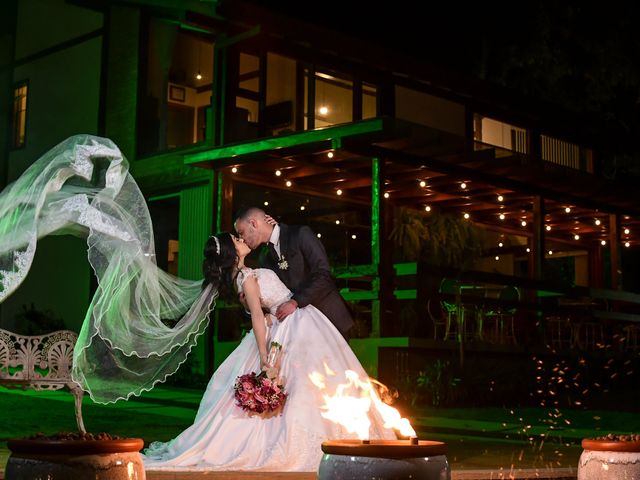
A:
[[186, 117, 640, 292]]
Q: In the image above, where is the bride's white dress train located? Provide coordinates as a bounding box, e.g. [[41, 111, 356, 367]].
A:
[[143, 267, 396, 472]]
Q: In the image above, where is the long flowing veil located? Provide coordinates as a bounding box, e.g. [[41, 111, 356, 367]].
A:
[[0, 135, 217, 403]]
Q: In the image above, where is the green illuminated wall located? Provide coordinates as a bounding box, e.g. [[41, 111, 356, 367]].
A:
[[1, 0, 103, 332]]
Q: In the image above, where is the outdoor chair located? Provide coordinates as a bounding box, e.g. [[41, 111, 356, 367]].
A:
[[483, 286, 519, 344]]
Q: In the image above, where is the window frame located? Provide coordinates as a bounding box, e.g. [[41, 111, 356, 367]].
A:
[[11, 80, 29, 150]]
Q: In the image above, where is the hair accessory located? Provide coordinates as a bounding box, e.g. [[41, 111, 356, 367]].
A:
[[213, 236, 221, 255]]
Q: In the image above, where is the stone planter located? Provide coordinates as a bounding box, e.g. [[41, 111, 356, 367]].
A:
[[578, 436, 640, 480], [6, 437, 145, 480], [318, 439, 450, 479]]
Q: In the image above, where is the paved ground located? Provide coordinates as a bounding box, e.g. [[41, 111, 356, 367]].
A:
[[1, 385, 636, 479]]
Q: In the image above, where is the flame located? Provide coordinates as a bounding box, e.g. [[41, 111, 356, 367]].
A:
[[309, 368, 416, 439]]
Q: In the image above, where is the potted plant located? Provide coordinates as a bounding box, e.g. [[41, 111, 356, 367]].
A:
[[578, 433, 640, 479], [6, 431, 146, 479]]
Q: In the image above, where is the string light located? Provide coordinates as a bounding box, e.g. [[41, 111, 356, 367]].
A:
[[335, 220, 340, 225], [460, 182, 467, 189], [499, 213, 505, 220], [319, 106, 329, 115], [419, 180, 426, 188], [624, 228, 630, 235], [327, 151, 334, 158], [546, 225, 551, 231], [463, 213, 470, 219], [425, 205, 431, 212], [595, 219, 601, 226], [351, 234, 357, 239], [497, 195, 504, 202], [300, 206, 305, 211], [384, 192, 390, 199], [264, 201, 269, 206], [521, 220, 527, 227], [548, 250, 553, 255], [285, 180, 292, 187], [231, 167, 238, 173], [601, 240, 606, 246], [526, 247, 531, 253], [498, 242, 503, 247], [495, 256, 500, 261], [574, 234, 580, 240], [625, 241, 631, 248], [565, 207, 571, 213], [317, 233, 322, 238], [275, 170, 282, 177], [336, 189, 343, 196]]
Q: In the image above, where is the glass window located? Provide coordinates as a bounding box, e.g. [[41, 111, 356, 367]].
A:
[[148, 195, 180, 275], [474, 114, 528, 154], [265, 53, 297, 135], [305, 70, 353, 129], [541, 134, 585, 170], [12, 82, 28, 149], [138, 19, 214, 157], [362, 82, 377, 120]]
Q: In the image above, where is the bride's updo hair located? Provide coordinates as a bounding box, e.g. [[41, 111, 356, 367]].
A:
[[202, 232, 238, 300]]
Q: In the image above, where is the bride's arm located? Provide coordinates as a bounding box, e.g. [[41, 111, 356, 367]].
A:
[[241, 275, 269, 368]]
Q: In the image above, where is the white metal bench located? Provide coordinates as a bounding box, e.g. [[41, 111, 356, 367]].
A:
[[0, 328, 85, 433]]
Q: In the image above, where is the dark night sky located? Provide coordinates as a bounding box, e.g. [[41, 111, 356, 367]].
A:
[[249, 1, 640, 157]]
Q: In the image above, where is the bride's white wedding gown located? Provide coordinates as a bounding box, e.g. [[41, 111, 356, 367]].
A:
[[143, 267, 397, 472]]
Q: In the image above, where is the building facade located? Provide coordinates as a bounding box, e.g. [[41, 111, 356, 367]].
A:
[[3, 0, 639, 379]]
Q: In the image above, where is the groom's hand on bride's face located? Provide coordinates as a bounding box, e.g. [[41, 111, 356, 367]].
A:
[[264, 214, 277, 226], [275, 299, 298, 321]]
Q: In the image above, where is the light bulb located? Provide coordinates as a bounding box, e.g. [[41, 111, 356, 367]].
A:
[[497, 195, 504, 202], [574, 234, 580, 240], [419, 180, 426, 188], [231, 167, 238, 173], [285, 180, 292, 187], [624, 228, 630, 235], [601, 240, 606, 246], [521, 220, 527, 227], [319, 106, 329, 115], [425, 205, 431, 212], [327, 151, 334, 158], [595, 219, 601, 226], [463, 213, 470, 219], [336, 189, 343, 196], [195, 72, 202, 80], [565, 207, 571, 213], [275, 170, 282, 176], [499, 213, 505, 220], [461, 182, 467, 189]]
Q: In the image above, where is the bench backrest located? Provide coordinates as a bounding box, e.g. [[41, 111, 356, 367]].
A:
[[0, 328, 78, 382]]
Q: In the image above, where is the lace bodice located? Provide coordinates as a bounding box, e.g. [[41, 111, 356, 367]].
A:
[[236, 268, 292, 315]]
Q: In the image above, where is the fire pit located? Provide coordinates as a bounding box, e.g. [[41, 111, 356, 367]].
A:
[[578, 435, 640, 480], [318, 439, 450, 479]]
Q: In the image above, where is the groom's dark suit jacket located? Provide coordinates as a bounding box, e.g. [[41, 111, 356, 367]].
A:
[[258, 223, 354, 337]]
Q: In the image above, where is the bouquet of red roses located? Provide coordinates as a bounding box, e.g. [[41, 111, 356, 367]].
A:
[[234, 341, 287, 414]]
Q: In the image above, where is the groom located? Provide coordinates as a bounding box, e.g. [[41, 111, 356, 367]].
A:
[[234, 206, 354, 340]]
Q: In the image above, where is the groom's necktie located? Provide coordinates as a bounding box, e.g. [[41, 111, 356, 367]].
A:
[[268, 242, 279, 262]]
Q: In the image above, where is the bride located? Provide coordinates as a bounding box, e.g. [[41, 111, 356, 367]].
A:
[[143, 232, 396, 471], [0, 134, 396, 472]]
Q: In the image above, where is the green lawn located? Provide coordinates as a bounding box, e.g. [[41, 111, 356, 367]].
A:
[[1, 386, 638, 472]]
